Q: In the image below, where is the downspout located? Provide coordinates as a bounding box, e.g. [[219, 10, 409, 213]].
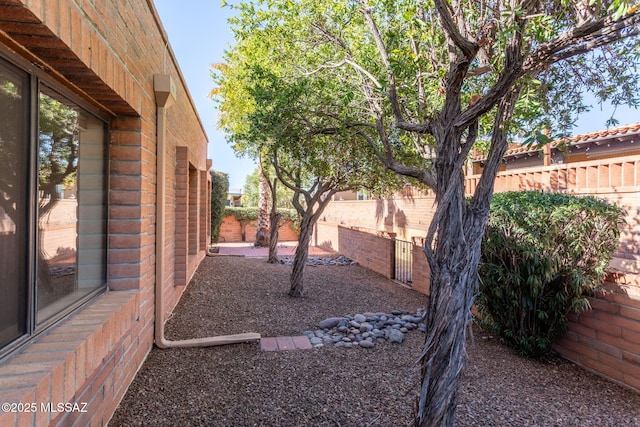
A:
[[153, 74, 260, 348]]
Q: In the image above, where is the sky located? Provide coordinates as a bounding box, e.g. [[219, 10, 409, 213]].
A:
[[153, 1, 638, 190], [154, 0, 255, 191]]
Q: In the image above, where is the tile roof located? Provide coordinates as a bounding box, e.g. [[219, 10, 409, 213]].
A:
[[475, 122, 640, 160]]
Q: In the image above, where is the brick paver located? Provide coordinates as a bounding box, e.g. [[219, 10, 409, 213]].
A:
[[260, 335, 312, 351]]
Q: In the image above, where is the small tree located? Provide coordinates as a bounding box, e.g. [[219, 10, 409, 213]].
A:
[[210, 170, 229, 244], [212, 31, 403, 297]]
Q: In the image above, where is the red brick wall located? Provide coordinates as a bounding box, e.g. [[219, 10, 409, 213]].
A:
[[219, 215, 299, 243], [411, 244, 431, 296], [314, 223, 395, 279], [553, 274, 640, 392], [0, 1, 210, 425], [314, 222, 430, 294], [320, 196, 435, 242]]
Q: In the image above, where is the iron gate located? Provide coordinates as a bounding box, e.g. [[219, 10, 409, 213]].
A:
[[394, 239, 413, 287]]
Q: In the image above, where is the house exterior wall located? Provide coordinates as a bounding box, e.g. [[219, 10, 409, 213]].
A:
[[0, 1, 210, 426], [316, 152, 640, 393]]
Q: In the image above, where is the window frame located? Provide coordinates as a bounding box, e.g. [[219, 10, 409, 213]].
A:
[[0, 47, 110, 363]]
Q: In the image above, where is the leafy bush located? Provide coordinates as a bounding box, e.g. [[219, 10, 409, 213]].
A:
[[476, 191, 625, 358], [210, 171, 229, 243], [224, 207, 300, 230]]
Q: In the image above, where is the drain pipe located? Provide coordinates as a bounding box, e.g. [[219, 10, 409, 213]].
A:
[[153, 74, 260, 348]]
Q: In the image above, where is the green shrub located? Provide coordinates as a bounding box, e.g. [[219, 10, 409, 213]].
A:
[[476, 191, 625, 358], [210, 171, 229, 244]]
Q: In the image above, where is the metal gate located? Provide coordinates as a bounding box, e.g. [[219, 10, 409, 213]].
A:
[[394, 239, 413, 287]]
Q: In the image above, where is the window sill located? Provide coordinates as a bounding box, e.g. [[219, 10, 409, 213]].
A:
[[0, 290, 140, 426]]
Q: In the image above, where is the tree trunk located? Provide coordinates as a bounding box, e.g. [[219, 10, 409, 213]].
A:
[[415, 204, 486, 426], [415, 103, 513, 425], [288, 215, 312, 297], [255, 171, 270, 247], [267, 177, 280, 263], [267, 215, 280, 263]]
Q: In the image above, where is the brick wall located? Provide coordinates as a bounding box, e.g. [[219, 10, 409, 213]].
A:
[[0, 1, 210, 425], [219, 215, 299, 243], [314, 222, 431, 294], [346, 226, 393, 279], [553, 274, 640, 392]]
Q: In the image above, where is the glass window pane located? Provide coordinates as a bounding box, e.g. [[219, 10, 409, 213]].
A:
[[0, 60, 29, 348], [36, 89, 106, 324]]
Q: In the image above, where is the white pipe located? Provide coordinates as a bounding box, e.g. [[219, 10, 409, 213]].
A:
[[154, 75, 260, 348]]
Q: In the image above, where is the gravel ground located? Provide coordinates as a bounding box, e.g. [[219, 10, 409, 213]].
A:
[[109, 256, 640, 426]]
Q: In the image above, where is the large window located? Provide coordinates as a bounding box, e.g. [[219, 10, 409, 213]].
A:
[[0, 56, 107, 357]]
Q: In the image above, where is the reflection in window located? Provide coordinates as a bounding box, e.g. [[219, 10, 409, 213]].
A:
[[0, 61, 28, 348], [36, 89, 106, 325], [0, 55, 107, 357]]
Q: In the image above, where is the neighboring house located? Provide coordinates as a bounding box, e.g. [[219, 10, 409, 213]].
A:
[[471, 123, 640, 173], [227, 189, 243, 206], [0, 1, 211, 425]]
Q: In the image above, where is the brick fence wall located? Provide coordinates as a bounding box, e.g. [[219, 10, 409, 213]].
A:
[[315, 223, 395, 278], [219, 215, 299, 243], [318, 154, 640, 393], [314, 223, 432, 295]]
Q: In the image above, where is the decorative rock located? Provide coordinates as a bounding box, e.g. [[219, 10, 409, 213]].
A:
[[353, 313, 367, 323], [319, 317, 344, 329], [305, 308, 425, 349], [386, 328, 405, 344], [360, 322, 373, 332], [279, 255, 357, 266]]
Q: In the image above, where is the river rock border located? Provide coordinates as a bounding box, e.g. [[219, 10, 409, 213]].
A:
[[279, 255, 357, 266], [303, 309, 427, 349]]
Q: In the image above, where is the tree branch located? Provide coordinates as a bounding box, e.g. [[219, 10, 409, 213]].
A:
[[433, 0, 478, 58], [524, 11, 640, 72], [360, 4, 405, 123]]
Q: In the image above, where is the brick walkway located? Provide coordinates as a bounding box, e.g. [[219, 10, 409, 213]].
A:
[[260, 336, 313, 351]]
